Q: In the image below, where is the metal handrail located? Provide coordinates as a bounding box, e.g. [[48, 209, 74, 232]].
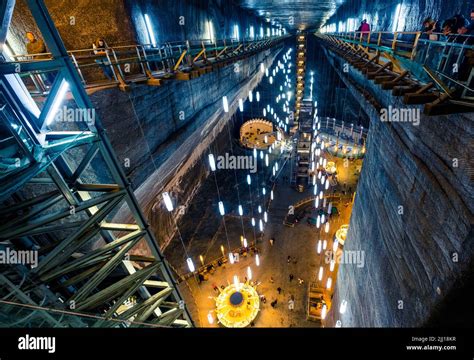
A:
[[4, 35, 286, 92], [319, 31, 474, 98]]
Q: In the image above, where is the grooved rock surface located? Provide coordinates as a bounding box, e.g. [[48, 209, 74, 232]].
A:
[[325, 48, 474, 327], [326, 0, 471, 33], [91, 45, 283, 250]]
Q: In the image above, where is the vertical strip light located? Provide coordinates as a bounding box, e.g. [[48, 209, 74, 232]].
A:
[[144, 14, 157, 47], [45, 79, 69, 126]]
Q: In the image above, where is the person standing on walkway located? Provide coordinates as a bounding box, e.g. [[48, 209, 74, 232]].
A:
[[269, 237, 275, 246], [289, 274, 294, 282], [287, 256, 291, 264], [277, 287, 282, 294]]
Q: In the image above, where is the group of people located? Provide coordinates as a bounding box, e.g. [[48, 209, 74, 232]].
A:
[[422, 10, 474, 41], [354, 9, 474, 40]]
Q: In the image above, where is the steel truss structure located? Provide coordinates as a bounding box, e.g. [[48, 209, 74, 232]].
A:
[[0, 0, 193, 327]]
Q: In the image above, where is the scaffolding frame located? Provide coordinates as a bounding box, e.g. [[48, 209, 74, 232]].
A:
[[0, 0, 193, 327]]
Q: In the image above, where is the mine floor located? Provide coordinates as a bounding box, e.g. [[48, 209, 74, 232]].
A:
[[171, 148, 363, 327]]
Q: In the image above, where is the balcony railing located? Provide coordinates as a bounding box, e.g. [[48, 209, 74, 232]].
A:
[[3, 35, 288, 94], [318, 31, 474, 101]]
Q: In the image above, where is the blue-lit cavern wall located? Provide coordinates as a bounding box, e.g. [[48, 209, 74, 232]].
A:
[[8, 0, 268, 53], [319, 37, 474, 327], [324, 0, 472, 32], [125, 0, 268, 44]]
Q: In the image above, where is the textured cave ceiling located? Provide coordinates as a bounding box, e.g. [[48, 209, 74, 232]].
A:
[[234, 0, 345, 31]]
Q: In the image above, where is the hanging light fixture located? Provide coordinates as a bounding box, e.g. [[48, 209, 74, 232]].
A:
[[229, 252, 235, 264], [209, 153, 216, 171], [326, 277, 332, 290], [233, 275, 240, 289], [218, 201, 225, 216], [247, 174, 251, 185], [207, 312, 214, 324], [249, 90, 253, 102], [162, 192, 174, 212], [321, 304, 327, 320], [222, 96, 229, 112], [247, 266, 252, 280], [325, 222, 330, 233], [318, 266, 323, 281], [256, 254, 260, 266], [243, 238, 248, 248], [239, 98, 244, 112], [251, 217, 255, 226], [186, 257, 195, 272], [317, 240, 322, 254], [238, 205, 243, 216]]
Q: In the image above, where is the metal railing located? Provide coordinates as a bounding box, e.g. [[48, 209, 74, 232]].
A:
[[318, 31, 474, 100], [5, 35, 287, 93]]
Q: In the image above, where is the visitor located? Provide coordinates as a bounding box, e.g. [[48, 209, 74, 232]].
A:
[[357, 19, 371, 34], [260, 294, 267, 303], [289, 274, 294, 282], [212, 283, 219, 293], [270, 276, 274, 283], [92, 38, 114, 80], [26, 32, 48, 58], [277, 287, 282, 294], [269, 237, 275, 246], [271, 299, 278, 308], [420, 18, 439, 40], [26, 32, 55, 86], [287, 255, 291, 264], [441, 18, 458, 38], [455, 16, 474, 45]]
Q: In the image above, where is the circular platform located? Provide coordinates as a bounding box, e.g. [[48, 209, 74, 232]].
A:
[[215, 283, 260, 328], [239, 118, 284, 149]]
